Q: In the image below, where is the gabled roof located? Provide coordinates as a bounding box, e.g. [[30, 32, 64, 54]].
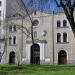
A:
[[6, 0, 29, 19]]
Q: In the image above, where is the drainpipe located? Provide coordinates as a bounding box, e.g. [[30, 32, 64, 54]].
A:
[[52, 11, 54, 64], [21, 17, 23, 62]]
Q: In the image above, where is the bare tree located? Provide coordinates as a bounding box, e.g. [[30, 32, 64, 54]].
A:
[[55, 0, 75, 35]]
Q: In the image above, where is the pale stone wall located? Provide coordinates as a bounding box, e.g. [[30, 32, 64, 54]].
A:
[[0, 0, 6, 64]]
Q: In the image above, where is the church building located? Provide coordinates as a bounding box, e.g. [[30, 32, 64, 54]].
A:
[[0, 0, 75, 64]]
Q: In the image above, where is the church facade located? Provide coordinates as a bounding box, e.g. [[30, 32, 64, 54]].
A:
[[1, 11, 74, 65]]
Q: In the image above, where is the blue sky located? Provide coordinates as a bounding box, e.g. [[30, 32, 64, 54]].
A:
[[22, 0, 63, 13], [6, 0, 63, 18]]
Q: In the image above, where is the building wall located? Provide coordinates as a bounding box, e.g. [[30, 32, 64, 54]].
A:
[[0, 0, 6, 64]]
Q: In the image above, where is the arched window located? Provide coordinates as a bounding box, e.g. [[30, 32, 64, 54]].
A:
[[34, 31, 37, 38], [57, 20, 61, 27], [9, 26, 12, 32], [0, 21, 1, 26], [0, 43, 1, 49], [13, 36, 16, 44], [63, 32, 67, 42], [0, 1, 2, 6], [57, 33, 61, 43], [0, 31, 2, 39], [63, 20, 67, 27], [34, 11, 37, 15], [0, 11, 1, 16], [9, 36, 12, 45], [13, 25, 16, 32]]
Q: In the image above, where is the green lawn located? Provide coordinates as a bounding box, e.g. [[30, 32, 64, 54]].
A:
[[0, 64, 75, 75]]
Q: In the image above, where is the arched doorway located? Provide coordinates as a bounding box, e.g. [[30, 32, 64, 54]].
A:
[[30, 44, 40, 64], [58, 50, 67, 64], [9, 51, 15, 64]]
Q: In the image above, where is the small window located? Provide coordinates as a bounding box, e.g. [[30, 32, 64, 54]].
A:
[[34, 31, 37, 38], [0, 21, 1, 26], [13, 25, 16, 32], [9, 25, 17, 32], [9, 26, 12, 32], [0, 52, 1, 62], [0, 31, 2, 39], [0, 1, 2, 6], [57, 20, 61, 27], [0, 44, 1, 49], [9, 36, 12, 45], [63, 20, 67, 27], [13, 36, 16, 45], [34, 11, 36, 15], [0, 11, 1, 16], [63, 32, 67, 42], [57, 33, 61, 43], [0, 52, 1, 57]]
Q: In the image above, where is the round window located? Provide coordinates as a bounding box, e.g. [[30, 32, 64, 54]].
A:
[[32, 20, 39, 26]]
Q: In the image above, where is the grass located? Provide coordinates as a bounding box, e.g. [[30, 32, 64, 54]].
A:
[[0, 64, 75, 75]]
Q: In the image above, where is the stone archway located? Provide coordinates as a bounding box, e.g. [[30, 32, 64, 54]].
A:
[[30, 44, 40, 64], [9, 51, 15, 64], [58, 50, 67, 64]]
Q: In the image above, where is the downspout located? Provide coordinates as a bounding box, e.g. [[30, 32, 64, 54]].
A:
[[52, 11, 55, 64]]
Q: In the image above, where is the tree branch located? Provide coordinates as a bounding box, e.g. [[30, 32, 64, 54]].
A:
[[73, 0, 75, 7], [54, 0, 61, 7], [60, 0, 65, 7]]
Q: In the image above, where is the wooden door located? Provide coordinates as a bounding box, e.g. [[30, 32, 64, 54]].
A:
[[58, 50, 67, 64], [30, 44, 40, 64], [9, 52, 15, 64]]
